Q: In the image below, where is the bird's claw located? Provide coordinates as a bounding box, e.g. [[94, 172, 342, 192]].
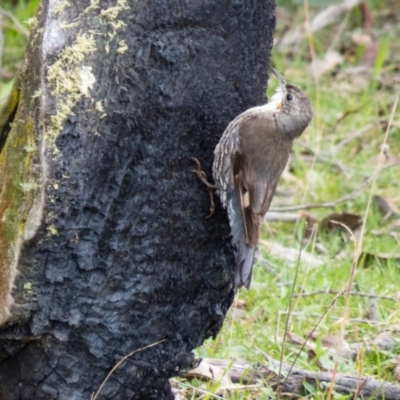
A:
[[190, 157, 217, 218]]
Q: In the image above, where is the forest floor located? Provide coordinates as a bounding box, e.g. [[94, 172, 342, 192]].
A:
[[175, 1, 400, 399]]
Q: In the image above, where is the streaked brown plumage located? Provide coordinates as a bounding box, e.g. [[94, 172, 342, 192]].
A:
[[213, 69, 312, 288]]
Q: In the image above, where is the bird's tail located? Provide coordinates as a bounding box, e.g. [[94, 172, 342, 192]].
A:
[[227, 194, 256, 288], [235, 238, 256, 288]]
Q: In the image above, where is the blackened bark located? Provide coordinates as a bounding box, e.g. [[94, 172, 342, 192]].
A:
[[0, 0, 275, 399]]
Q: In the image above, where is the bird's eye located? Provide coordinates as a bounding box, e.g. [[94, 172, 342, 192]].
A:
[[286, 94, 293, 101]]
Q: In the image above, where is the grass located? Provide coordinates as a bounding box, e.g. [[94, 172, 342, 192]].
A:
[[0, 0, 40, 98], [182, 1, 400, 398], [2, 0, 400, 399]]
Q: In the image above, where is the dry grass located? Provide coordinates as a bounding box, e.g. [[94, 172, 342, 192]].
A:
[[181, 1, 400, 398]]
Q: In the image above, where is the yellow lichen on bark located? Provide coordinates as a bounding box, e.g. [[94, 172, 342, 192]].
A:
[[0, 87, 43, 325], [46, 33, 97, 153]]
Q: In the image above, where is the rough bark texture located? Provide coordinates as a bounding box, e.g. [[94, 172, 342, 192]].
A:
[[0, 0, 275, 399]]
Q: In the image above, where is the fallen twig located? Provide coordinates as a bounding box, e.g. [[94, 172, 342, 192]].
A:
[[279, 311, 387, 325], [191, 357, 400, 399], [270, 162, 400, 212], [292, 289, 399, 302], [332, 123, 374, 152]]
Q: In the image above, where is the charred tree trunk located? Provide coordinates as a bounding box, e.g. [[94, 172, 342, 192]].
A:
[[0, 0, 275, 399]]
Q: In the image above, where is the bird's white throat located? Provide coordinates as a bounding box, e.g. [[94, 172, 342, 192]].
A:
[[265, 86, 284, 112], [252, 86, 284, 113], [241, 87, 284, 116]]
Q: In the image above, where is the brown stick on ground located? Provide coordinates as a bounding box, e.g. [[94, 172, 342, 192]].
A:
[[187, 358, 400, 399]]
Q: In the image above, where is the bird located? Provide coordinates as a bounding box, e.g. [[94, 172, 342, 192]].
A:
[[212, 68, 312, 288]]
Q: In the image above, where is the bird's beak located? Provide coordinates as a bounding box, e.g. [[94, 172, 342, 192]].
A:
[[271, 68, 286, 111], [271, 68, 286, 89]]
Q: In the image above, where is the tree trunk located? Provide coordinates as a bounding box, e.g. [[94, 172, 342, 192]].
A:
[[0, 0, 275, 399]]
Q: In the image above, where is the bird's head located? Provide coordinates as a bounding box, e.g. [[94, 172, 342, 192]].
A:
[[269, 68, 313, 138]]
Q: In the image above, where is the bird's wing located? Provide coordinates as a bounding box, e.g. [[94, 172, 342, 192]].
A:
[[233, 156, 278, 248], [233, 115, 283, 248], [213, 118, 241, 208]]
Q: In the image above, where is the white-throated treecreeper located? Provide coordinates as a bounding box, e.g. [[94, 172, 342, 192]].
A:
[[213, 69, 312, 288]]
